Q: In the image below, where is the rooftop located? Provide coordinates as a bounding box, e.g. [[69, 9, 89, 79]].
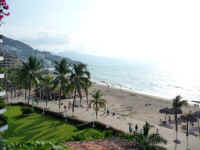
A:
[[66, 138, 136, 150]]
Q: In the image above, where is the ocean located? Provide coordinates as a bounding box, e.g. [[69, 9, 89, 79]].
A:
[[60, 52, 200, 102]]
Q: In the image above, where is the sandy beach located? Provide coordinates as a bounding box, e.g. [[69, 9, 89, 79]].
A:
[[90, 82, 199, 125], [10, 83, 200, 150]]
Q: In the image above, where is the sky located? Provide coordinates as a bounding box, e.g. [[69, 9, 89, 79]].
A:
[[1, 0, 200, 62]]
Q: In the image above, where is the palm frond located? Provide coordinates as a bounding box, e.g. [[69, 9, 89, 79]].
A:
[[148, 134, 167, 145]]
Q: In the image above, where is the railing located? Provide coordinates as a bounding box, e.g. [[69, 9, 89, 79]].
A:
[[0, 91, 6, 97], [0, 56, 4, 61], [0, 124, 8, 132]]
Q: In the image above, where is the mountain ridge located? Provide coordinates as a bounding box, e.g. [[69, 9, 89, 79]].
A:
[[0, 35, 78, 67]]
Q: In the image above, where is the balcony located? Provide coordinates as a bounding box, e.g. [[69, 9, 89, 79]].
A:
[[0, 73, 4, 78], [0, 99, 7, 132], [0, 91, 6, 97], [0, 56, 3, 61], [0, 108, 6, 115], [0, 124, 8, 132]]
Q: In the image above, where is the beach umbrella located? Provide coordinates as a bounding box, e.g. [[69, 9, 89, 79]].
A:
[[193, 111, 200, 118], [167, 108, 182, 115], [180, 114, 197, 123], [159, 107, 169, 114], [159, 107, 182, 115]]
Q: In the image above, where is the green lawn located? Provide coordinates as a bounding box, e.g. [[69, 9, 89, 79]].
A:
[[2, 106, 108, 143]]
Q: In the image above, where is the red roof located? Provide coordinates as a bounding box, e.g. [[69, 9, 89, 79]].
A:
[[65, 138, 135, 150]]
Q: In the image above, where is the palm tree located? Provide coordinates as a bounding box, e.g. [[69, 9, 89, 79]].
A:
[[91, 90, 106, 119], [83, 79, 92, 104], [41, 75, 54, 110], [5, 67, 20, 101], [70, 63, 90, 106], [184, 112, 191, 150], [172, 95, 187, 144], [21, 56, 43, 104], [54, 59, 70, 112], [133, 122, 167, 150]]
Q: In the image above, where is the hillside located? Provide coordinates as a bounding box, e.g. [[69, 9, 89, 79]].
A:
[[0, 36, 78, 67]]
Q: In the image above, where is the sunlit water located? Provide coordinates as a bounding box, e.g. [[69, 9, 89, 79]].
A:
[[61, 53, 200, 102]]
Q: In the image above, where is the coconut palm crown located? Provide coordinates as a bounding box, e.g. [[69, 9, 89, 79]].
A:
[[133, 122, 167, 150]]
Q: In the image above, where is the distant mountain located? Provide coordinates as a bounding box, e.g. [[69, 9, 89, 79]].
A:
[[58, 51, 127, 65], [0, 36, 78, 67]]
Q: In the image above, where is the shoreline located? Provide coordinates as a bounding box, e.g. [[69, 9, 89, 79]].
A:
[[92, 79, 174, 102], [91, 79, 198, 105], [89, 81, 200, 126]]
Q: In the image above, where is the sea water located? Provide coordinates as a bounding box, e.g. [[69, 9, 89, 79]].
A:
[[61, 52, 200, 102]]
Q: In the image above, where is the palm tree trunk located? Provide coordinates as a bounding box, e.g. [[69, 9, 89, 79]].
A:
[[14, 87, 16, 97], [28, 82, 31, 104], [85, 88, 89, 104], [11, 88, 13, 100], [198, 119, 200, 138], [96, 109, 98, 119], [78, 89, 82, 106], [72, 89, 76, 116], [59, 88, 61, 112], [74, 89, 77, 106], [96, 100, 98, 119], [46, 90, 49, 110], [25, 89, 27, 100], [39, 88, 42, 106], [186, 119, 189, 150], [175, 113, 179, 143]]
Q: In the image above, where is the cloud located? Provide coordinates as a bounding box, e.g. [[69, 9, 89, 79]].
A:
[[21, 32, 69, 51], [2, 0, 200, 62]]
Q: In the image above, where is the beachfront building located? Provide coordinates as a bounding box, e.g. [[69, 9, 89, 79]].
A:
[[0, 38, 8, 132], [0, 53, 20, 68]]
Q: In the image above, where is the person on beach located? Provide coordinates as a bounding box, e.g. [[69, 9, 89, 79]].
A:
[[104, 104, 108, 115], [64, 105, 67, 111], [156, 128, 159, 134], [89, 103, 92, 109], [168, 116, 171, 124], [129, 123, 133, 134], [68, 101, 71, 110], [107, 109, 110, 116], [112, 112, 116, 119], [160, 118, 162, 124]]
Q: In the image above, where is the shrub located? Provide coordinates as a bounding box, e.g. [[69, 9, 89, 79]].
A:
[[21, 107, 34, 115], [72, 129, 104, 141], [103, 130, 114, 138], [4, 141, 70, 150]]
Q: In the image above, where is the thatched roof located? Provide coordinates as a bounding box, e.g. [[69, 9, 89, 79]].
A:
[[180, 114, 197, 123], [159, 107, 182, 115], [193, 111, 200, 118]]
